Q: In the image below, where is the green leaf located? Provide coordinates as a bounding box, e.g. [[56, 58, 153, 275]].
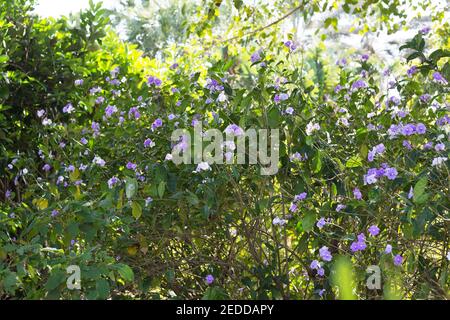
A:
[[202, 286, 229, 300], [413, 176, 428, 204], [157, 181, 166, 199], [125, 178, 138, 199], [302, 212, 317, 232], [131, 201, 142, 219], [345, 155, 363, 168], [429, 49, 450, 65], [267, 107, 281, 128], [117, 264, 134, 282], [96, 278, 110, 300], [312, 151, 322, 173], [45, 269, 66, 291]]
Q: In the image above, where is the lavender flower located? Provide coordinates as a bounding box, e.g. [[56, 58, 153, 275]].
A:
[[319, 246, 332, 262], [393, 254, 403, 266], [385, 244, 393, 254], [144, 138, 155, 148], [432, 72, 448, 85], [126, 162, 137, 170], [63, 103, 75, 114], [316, 217, 327, 229], [353, 187, 362, 200], [368, 225, 380, 236], [205, 274, 214, 285], [108, 176, 119, 189]]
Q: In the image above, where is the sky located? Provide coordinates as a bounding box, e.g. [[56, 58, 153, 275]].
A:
[[34, 0, 120, 17]]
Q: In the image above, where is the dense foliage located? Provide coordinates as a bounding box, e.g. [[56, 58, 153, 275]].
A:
[[0, 0, 449, 300]]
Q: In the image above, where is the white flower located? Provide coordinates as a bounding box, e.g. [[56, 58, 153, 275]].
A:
[[305, 121, 320, 136], [92, 156, 106, 167], [217, 92, 227, 103], [432, 157, 447, 167], [42, 118, 52, 126], [272, 217, 287, 226], [165, 153, 173, 161], [37, 109, 45, 118], [194, 162, 211, 173], [447, 252, 450, 261], [21, 168, 28, 175]]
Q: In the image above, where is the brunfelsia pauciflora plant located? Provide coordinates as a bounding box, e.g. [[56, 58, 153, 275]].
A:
[[1, 15, 449, 299]]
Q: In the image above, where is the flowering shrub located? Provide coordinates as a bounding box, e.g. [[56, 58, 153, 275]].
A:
[[0, 1, 449, 300]]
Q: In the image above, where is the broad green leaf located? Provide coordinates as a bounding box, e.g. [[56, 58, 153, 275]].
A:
[[96, 278, 110, 300], [345, 155, 363, 168], [131, 201, 142, 219], [117, 264, 134, 282], [413, 176, 428, 204], [302, 212, 316, 232]]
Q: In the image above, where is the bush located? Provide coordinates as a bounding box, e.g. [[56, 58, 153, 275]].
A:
[[0, 0, 449, 300]]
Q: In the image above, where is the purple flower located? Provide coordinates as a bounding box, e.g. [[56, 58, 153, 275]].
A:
[[289, 203, 298, 213], [416, 123, 426, 134], [105, 105, 118, 118], [406, 66, 418, 78], [435, 143, 445, 151], [317, 268, 325, 277], [385, 244, 393, 254], [5, 189, 12, 199], [336, 204, 346, 212], [351, 79, 367, 91], [420, 26, 431, 35], [74, 79, 84, 86], [310, 260, 320, 269], [205, 274, 214, 285], [393, 254, 403, 266], [403, 140, 412, 150], [95, 96, 105, 105], [419, 94, 431, 103], [336, 58, 347, 66], [274, 93, 289, 103], [250, 50, 262, 63], [319, 246, 332, 262], [147, 76, 162, 86], [51, 209, 59, 217], [361, 54, 369, 61], [284, 40, 298, 52], [126, 162, 137, 170], [224, 124, 244, 136], [63, 103, 75, 114], [205, 78, 224, 92], [384, 167, 398, 180], [129, 107, 140, 120], [316, 217, 327, 229], [144, 138, 154, 148], [170, 63, 179, 70], [368, 225, 380, 236], [350, 234, 367, 252], [42, 164, 51, 172], [285, 107, 294, 115], [353, 187, 362, 200], [432, 72, 448, 85], [401, 124, 415, 136], [334, 84, 343, 93], [108, 176, 119, 189], [151, 118, 163, 131], [80, 137, 88, 145], [294, 192, 307, 202]]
